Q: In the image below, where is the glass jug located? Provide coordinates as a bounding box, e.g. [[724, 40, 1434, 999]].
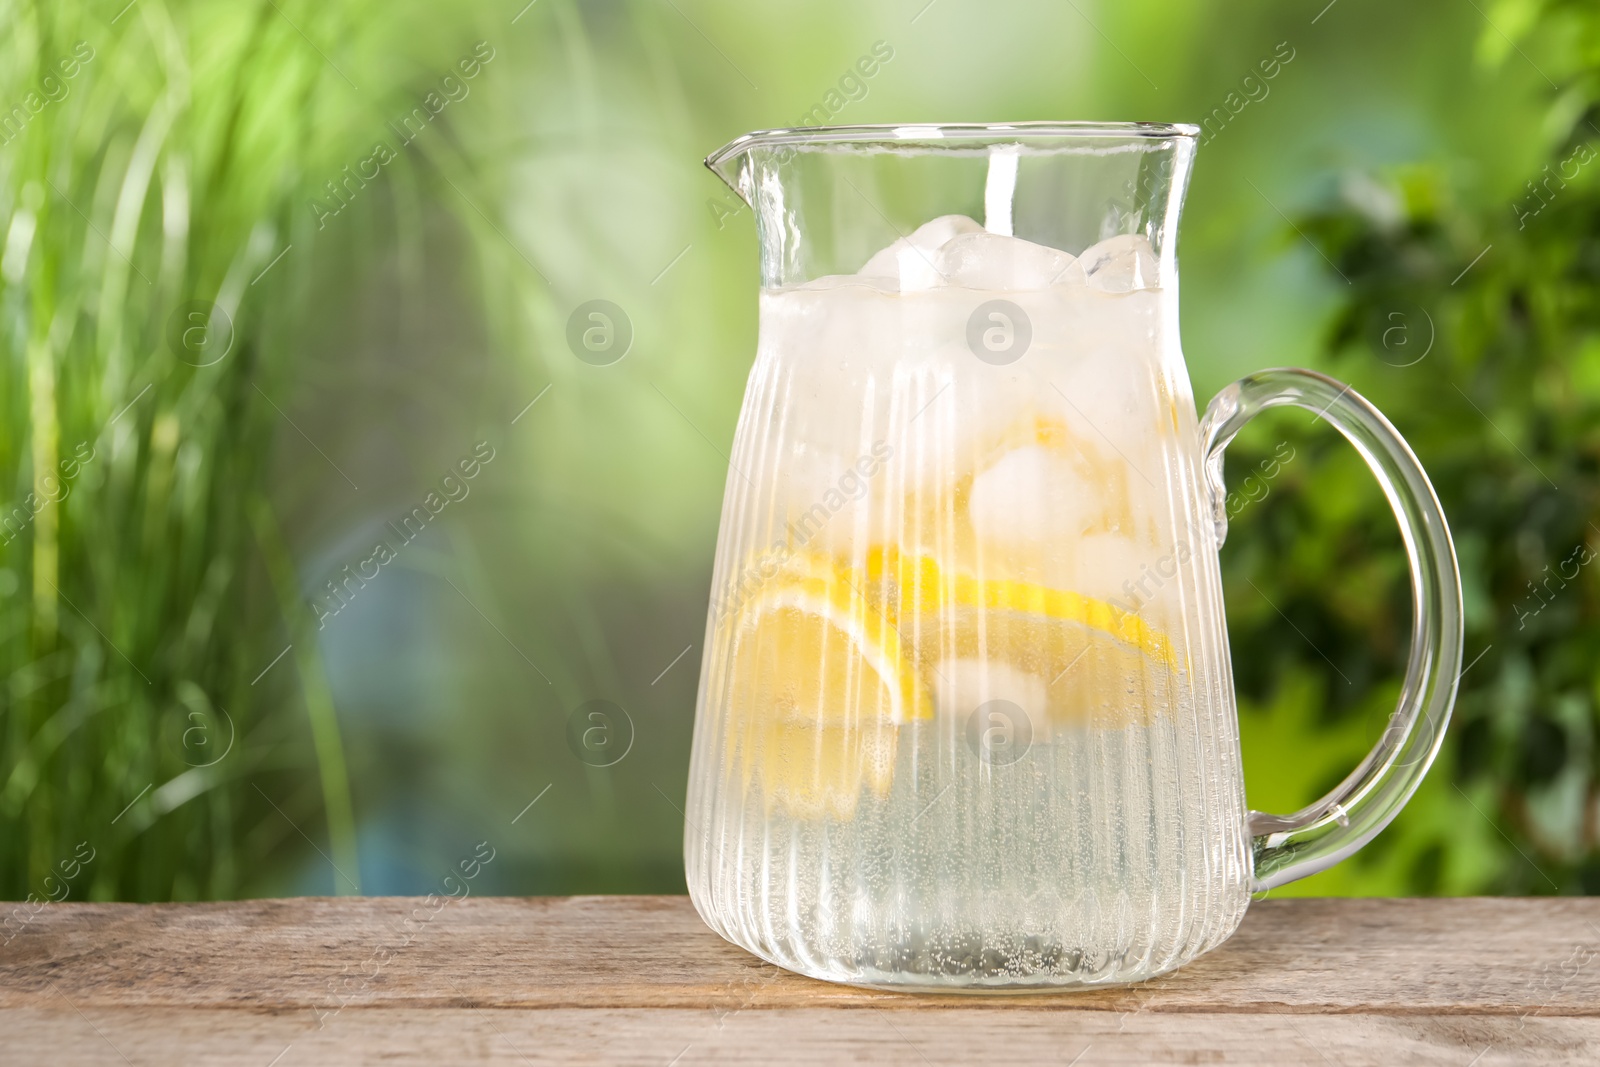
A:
[[684, 123, 1462, 991]]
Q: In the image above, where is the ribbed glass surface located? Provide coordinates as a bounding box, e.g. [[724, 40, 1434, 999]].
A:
[[686, 139, 1252, 987]]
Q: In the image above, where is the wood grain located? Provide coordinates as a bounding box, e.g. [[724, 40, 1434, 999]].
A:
[[2, 896, 1598, 1064]]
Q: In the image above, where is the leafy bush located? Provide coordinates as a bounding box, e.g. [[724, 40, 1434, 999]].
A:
[[1231, 0, 1600, 894]]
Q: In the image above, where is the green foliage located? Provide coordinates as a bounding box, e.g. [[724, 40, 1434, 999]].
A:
[[0, 0, 486, 900], [1231, 0, 1600, 894], [3, 0, 1592, 902]]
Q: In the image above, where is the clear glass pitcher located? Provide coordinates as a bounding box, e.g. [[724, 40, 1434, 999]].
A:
[[684, 123, 1462, 991]]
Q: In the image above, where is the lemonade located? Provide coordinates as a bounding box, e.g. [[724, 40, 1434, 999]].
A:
[[685, 215, 1252, 989]]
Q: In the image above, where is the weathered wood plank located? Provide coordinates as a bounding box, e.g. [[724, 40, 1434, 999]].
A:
[[2, 897, 1597, 1064], [4, 897, 1598, 1014], [3, 1008, 1597, 1066]]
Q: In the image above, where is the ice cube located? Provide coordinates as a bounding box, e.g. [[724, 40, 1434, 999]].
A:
[[1079, 234, 1159, 292], [794, 272, 900, 294], [969, 444, 1097, 549], [932, 657, 1050, 739], [1073, 531, 1154, 610], [937, 231, 1078, 291], [858, 214, 984, 290]]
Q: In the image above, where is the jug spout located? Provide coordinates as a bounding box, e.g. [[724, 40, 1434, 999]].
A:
[[701, 122, 1198, 291], [705, 132, 760, 205]]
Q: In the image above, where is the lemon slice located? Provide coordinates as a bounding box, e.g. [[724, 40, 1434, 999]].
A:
[[723, 574, 933, 820], [860, 546, 1172, 659], [861, 545, 1179, 728]]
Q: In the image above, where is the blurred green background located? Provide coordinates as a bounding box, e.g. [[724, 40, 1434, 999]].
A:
[[2, 0, 1596, 903]]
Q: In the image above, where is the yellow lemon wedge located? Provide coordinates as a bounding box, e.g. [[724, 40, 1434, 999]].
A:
[[860, 546, 1172, 657], [723, 572, 934, 821], [718, 531, 1182, 819], [861, 545, 1180, 728]]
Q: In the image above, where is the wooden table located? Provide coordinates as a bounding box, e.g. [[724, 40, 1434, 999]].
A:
[[2, 896, 1597, 1064]]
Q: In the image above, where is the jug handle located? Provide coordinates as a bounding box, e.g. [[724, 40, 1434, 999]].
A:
[[1197, 368, 1463, 891]]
